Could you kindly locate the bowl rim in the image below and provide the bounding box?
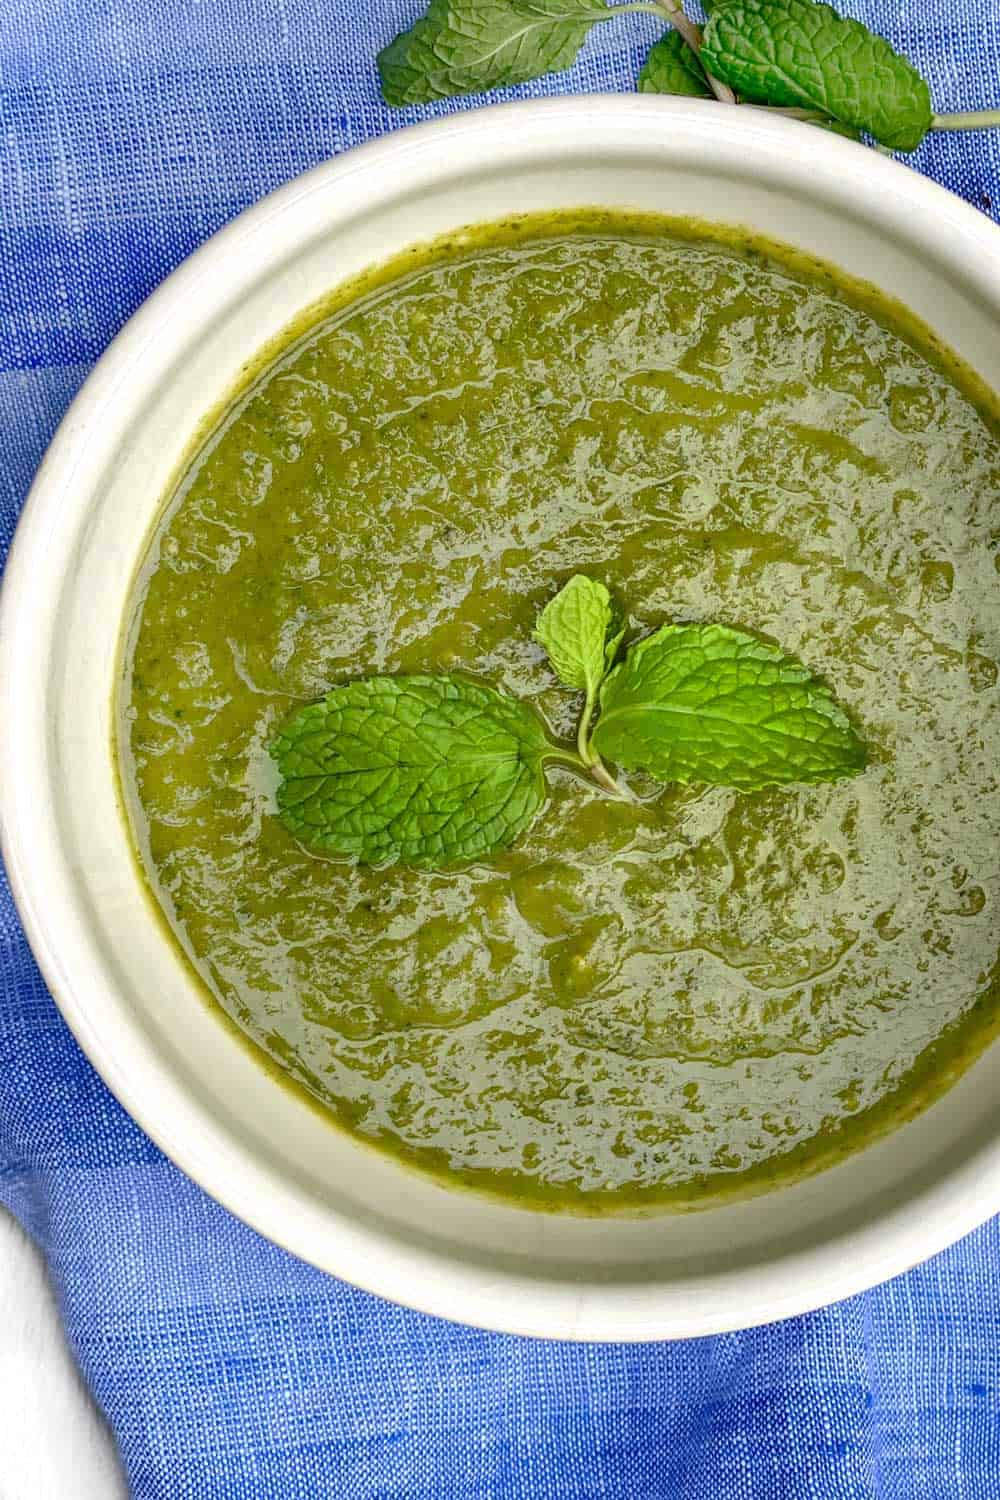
[3,94,1000,1341]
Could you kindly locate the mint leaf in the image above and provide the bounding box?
[273,676,553,866]
[638,32,713,98]
[378,0,614,107]
[534,575,624,700]
[591,623,866,790]
[701,0,932,151]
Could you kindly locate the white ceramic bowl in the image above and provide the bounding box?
[3,97,1000,1341]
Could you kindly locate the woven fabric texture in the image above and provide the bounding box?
[1,2,999,1495]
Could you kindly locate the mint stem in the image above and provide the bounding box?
[589,756,628,797]
[545,741,628,798]
[931,108,1000,133]
[577,692,597,764]
[576,692,630,796]
[625,0,737,106]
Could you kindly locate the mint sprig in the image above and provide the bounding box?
[377,0,1000,154]
[272,578,867,868]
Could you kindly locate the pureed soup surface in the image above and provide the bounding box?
[120,211,1000,1211]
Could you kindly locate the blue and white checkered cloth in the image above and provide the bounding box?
[2,2,999,1494]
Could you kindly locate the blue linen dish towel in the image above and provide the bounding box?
[2,1,1000,1495]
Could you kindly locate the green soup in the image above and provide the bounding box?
[119,210,1000,1211]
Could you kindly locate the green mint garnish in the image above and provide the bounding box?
[638,32,712,99]
[591,621,867,791]
[700,0,933,152]
[533,573,627,790]
[533,572,623,705]
[272,578,867,868]
[377,0,615,108]
[273,675,554,867]
[377,0,1000,152]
